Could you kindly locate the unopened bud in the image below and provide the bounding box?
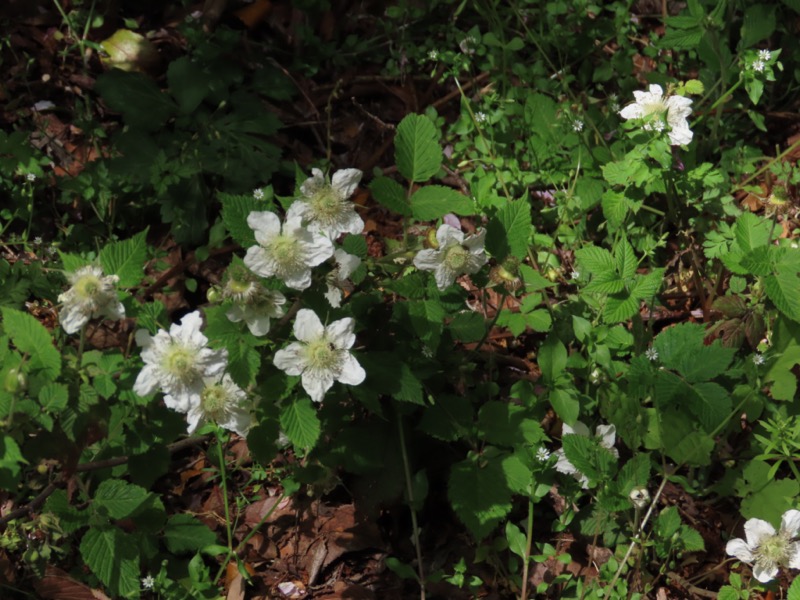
[4,368,27,395]
[424,228,439,250]
[629,486,650,509]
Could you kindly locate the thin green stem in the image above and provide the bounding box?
[212,431,235,585]
[77,325,87,370]
[519,497,535,600]
[396,410,426,600]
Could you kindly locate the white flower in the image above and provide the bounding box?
[221,270,286,336]
[459,36,476,55]
[475,111,488,124]
[619,84,693,146]
[629,487,650,509]
[572,119,584,132]
[253,187,265,200]
[758,49,772,62]
[554,421,618,489]
[58,265,125,334]
[25,173,36,182]
[273,309,365,403]
[141,574,155,590]
[570,269,580,280]
[244,211,334,291]
[287,168,364,239]
[413,225,488,291]
[645,347,659,361]
[133,311,228,412]
[325,249,361,308]
[182,374,251,436]
[726,510,800,583]
[536,447,551,462]
[751,60,766,73]
[428,50,439,61]
[753,353,766,366]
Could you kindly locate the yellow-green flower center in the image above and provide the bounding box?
[164,345,197,383]
[267,235,302,271]
[444,245,470,271]
[304,338,340,372]
[75,274,101,300]
[757,533,790,567]
[226,278,257,303]
[201,384,228,421]
[309,187,344,223]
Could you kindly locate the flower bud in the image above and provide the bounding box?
[206,287,221,304]
[424,228,440,250]
[4,368,27,395]
[629,486,650,509]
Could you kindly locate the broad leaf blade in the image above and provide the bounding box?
[395,114,442,182]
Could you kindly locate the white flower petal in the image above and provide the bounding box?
[725,538,754,563]
[334,249,361,279]
[619,104,644,119]
[782,510,800,537]
[282,269,313,291]
[293,309,325,342]
[787,542,800,569]
[752,562,778,583]
[433,264,458,290]
[435,224,464,248]
[133,364,160,396]
[302,369,334,402]
[274,344,307,376]
[326,318,356,350]
[667,126,693,146]
[246,314,272,336]
[337,353,366,386]
[331,168,363,199]
[413,249,444,271]
[325,285,343,308]
[243,246,276,279]
[744,518,776,548]
[247,211,281,245]
[59,304,89,334]
[303,233,335,266]
[300,169,326,198]
[562,421,590,437]
[596,424,616,449]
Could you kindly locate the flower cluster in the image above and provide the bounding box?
[726,510,800,583]
[618,84,693,146]
[133,311,252,436]
[58,265,125,334]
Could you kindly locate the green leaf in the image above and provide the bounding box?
[280,398,320,450]
[656,506,681,538]
[167,56,209,113]
[615,237,637,279]
[342,234,368,259]
[741,4,776,48]
[603,292,639,323]
[601,191,629,229]
[58,251,92,273]
[449,312,485,343]
[395,114,441,182]
[94,479,150,519]
[766,316,800,400]
[98,230,147,288]
[410,185,474,221]
[418,395,473,441]
[576,246,615,275]
[735,212,771,252]
[549,387,579,425]
[486,200,532,260]
[764,270,800,322]
[39,383,68,412]
[448,455,513,540]
[477,402,544,447]
[43,490,89,534]
[538,336,567,384]
[408,300,445,352]
[94,69,177,131]
[788,576,800,600]
[630,269,665,300]
[505,522,527,560]
[562,435,617,483]
[653,322,735,382]
[369,177,411,216]
[220,192,259,248]
[1,307,60,378]
[80,527,140,597]
[163,514,218,554]
[680,526,705,552]
[0,435,26,490]
[526,309,552,333]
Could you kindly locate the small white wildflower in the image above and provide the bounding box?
[758,49,772,62]
[428,49,439,61]
[570,269,580,280]
[33,236,43,246]
[253,187,265,200]
[726,510,800,583]
[141,574,155,590]
[645,347,659,361]
[475,111,488,124]
[244,211,334,291]
[751,60,766,73]
[589,368,603,384]
[554,421,618,489]
[58,265,125,334]
[413,225,488,291]
[25,173,36,182]
[273,309,366,403]
[133,311,228,413]
[459,36,476,55]
[324,249,361,308]
[629,487,650,509]
[753,353,766,366]
[619,84,693,146]
[287,168,364,239]
[221,268,286,336]
[182,373,252,436]
[572,119,584,132]
[608,93,620,113]
[536,447,551,462]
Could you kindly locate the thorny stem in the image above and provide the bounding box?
[396,410,426,600]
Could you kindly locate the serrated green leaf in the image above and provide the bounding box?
[43,489,89,534]
[408,300,445,352]
[58,251,92,273]
[576,246,615,275]
[395,114,441,182]
[630,269,665,300]
[449,311,485,342]
[1,307,60,378]
[735,212,771,252]
[0,435,26,490]
[739,246,775,276]
[604,292,640,323]
[741,4,775,48]
[220,192,259,248]
[764,271,800,322]
[410,185,474,221]
[418,395,473,441]
[505,522,527,560]
[94,69,177,131]
[94,479,150,519]
[280,398,320,450]
[477,402,544,447]
[602,191,629,229]
[98,230,147,287]
[502,453,533,495]
[525,309,552,333]
[656,506,681,538]
[615,237,637,279]
[167,56,209,113]
[448,455,513,540]
[538,336,567,384]
[163,513,218,554]
[679,526,705,552]
[486,200,532,260]
[788,576,800,600]
[653,322,735,382]
[342,234,368,259]
[549,387,579,425]
[80,527,140,597]
[39,382,68,412]
[369,177,412,216]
